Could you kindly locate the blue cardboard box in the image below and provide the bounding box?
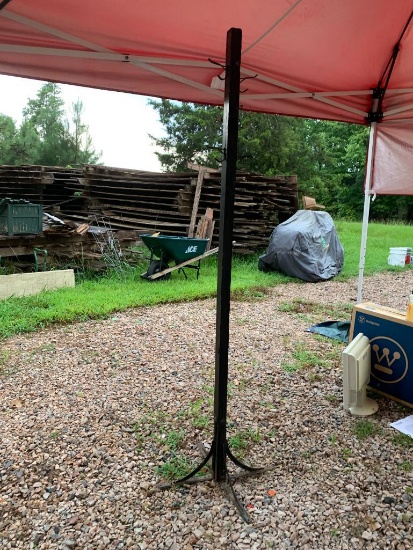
[349,302,413,408]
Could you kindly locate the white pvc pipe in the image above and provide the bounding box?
[357,121,377,303]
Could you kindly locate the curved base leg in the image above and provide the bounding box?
[156,438,273,522]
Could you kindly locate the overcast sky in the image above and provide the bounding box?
[0,75,164,172]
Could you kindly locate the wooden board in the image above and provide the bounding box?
[144,247,219,280]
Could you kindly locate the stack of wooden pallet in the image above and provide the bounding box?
[178,165,298,253]
[0,164,298,254]
[0,165,86,216]
[65,165,193,234]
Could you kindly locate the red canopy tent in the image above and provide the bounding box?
[1,0,413,124]
[2,0,413,517]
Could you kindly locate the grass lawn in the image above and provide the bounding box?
[0,221,411,339]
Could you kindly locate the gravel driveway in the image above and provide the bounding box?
[1,271,413,549]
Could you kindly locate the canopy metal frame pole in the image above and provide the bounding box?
[357,120,377,303]
[158,27,268,523]
[357,92,380,304]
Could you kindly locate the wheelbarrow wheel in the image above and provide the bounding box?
[146,260,171,281]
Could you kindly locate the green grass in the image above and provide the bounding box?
[228,428,261,457]
[282,342,339,372]
[352,419,382,439]
[0,221,411,339]
[187,397,212,428]
[156,455,196,480]
[278,298,353,319]
[334,220,413,279]
[163,430,185,451]
[134,405,210,481]
[398,461,413,472]
[393,433,413,449]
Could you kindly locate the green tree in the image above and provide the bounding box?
[150,100,413,221]
[19,82,100,166]
[237,112,309,177]
[302,120,370,216]
[68,99,100,165]
[12,120,41,164]
[0,114,40,165]
[148,100,223,171]
[326,123,413,222]
[0,114,19,164]
[333,124,369,219]
[149,99,311,175]
[22,82,68,165]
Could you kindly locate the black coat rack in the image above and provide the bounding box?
[159,27,270,523]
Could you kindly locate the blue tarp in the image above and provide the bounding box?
[306,320,350,343]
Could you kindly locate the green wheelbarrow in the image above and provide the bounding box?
[140,234,218,281]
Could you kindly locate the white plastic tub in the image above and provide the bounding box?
[388,247,412,266]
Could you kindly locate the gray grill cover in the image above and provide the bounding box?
[258,210,344,282]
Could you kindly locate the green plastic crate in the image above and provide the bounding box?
[0,199,43,236]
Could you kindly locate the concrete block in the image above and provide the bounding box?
[0,269,75,300]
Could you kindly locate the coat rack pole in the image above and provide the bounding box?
[212,26,242,481]
[157,28,270,523]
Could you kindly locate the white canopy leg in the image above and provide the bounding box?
[357,122,377,304]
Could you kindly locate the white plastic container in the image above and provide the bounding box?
[388,247,412,266]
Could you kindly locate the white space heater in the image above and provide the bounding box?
[342,333,378,416]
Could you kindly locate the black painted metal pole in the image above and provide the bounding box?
[212,28,242,482]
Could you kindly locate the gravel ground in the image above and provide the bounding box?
[1,271,413,549]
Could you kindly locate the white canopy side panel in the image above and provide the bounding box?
[371,120,413,195]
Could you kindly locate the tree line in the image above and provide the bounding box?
[149,100,413,221]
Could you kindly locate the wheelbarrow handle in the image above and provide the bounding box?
[148,247,219,280]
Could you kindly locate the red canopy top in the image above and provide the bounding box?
[1,0,413,124]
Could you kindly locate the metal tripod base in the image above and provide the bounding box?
[157,440,271,523]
